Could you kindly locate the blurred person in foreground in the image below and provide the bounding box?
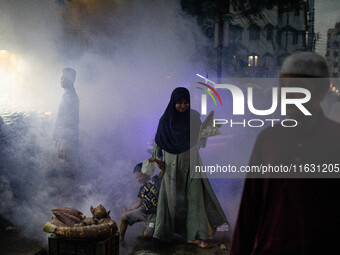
[53,67,79,169]
[230,52,340,255]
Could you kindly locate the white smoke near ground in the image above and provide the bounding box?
[0,0,244,242]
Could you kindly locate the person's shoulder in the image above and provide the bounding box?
[64,89,79,104]
[190,109,202,123]
[139,184,145,191]
[151,175,160,181]
[256,123,284,142]
[325,117,340,128]
[151,175,162,184]
[65,88,78,97]
[138,184,145,194]
[324,117,340,139]
[70,89,79,99]
[190,109,200,117]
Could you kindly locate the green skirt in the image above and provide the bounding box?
[152,143,228,242]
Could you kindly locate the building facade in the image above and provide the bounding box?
[214,1,313,77]
[326,22,340,78]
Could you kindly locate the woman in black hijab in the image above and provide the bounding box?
[152,87,228,248]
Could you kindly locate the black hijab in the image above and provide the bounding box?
[155,87,201,154]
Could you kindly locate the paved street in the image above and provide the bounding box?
[120,231,231,255]
[0,217,45,255]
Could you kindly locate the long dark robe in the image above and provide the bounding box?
[50,87,80,206]
[53,87,79,150]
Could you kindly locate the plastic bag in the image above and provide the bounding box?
[141,160,157,176]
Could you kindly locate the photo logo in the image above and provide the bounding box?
[193,75,312,128]
[196,82,223,107]
[201,84,311,116]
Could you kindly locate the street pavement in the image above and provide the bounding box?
[120,229,231,255]
[0,217,45,255]
[0,216,231,255]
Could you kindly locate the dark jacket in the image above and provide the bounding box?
[231,111,340,255]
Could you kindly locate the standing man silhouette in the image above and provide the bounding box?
[54,67,79,170]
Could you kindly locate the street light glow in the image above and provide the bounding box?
[0,50,27,111]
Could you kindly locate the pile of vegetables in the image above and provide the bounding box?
[43,204,118,239]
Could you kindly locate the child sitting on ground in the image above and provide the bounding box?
[120,158,165,243]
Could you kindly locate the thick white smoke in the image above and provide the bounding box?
[0,0,242,242]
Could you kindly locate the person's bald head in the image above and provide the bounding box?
[280,52,330,94]
[280,52,329,79]
[279,52,330,117]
